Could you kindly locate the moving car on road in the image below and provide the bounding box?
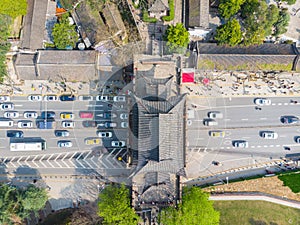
[203,119,218,126]
[97,131,113,138]
[59,95,76,101]
[295,136,300,143]
[78,95,93,101]
[260,131,278,139]
[55,130,70,137]
[208,111,223,119]
[232,140,249,148]
[254,98,271,106]
[111,141,126,147]
[209,130,225,137]
[24,111,38,119]
[44,95,58,101]
[82,121,97,128]
[120,113,128,120]
[98,113,117,119]
[7,130,23,138]
[4,111,19,118]
[27,95,42,101]
[96,95,113,101]
[280,116,299,124]
[60,112,74,119]
[0,103,14,110]
[18,120,33,128]
[102,122,117,128]
[113,96,126,102]
[62,121,75,128]
[121,122,128,128]
[57,140,72,148]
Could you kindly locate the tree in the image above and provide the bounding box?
[22,185,48,213]
[52,13,78,49]
[164,23,189,53]
[274,8,290,36]
[219,0,245,20]
[98,184,139,225]
[159,187,220,225]
[0,0,27,18]
[215,19,242,46]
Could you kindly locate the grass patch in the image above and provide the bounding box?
[278,172,300,193]
[214,200,300,225]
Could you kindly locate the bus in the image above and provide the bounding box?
[10,138,46,151]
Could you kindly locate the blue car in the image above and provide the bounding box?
[60,95,76,101]
[41,111,56,119]
[7,130,23,138]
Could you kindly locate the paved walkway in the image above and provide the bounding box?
[210,192,300,209]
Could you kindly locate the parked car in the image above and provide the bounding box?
[203,119,218,126]
[60,112,74,119]
[254,98,271,106]
[82,121,97,128]
[209,130,225,137]
[105,122,117,128]
[295,136,300,143]
[18,120,33,128]
[96,95,113,101]
[280,116,299,124]
[0,103,14,110]
[59,95,76,101]
[41,111,56,119]
[44,95,58,101]
[0,96,10,102]
[55,130,70,137]
[79,111,94,118]
[111,141,126,147]
[120,113,128,120]
[78,95,93,101]
[27,95,42,101]
[97,131,113,138]
[3,111,19,118]
[232,140,249,148]
[98,113,117,119]
[121,122,128,128]
[24,111,38,119]
[113,96,126,102]
[85,138,102,145]
[208,111,223,119]
[62,121,75,128]
[7,130,23,138]
[261,131,278,139]
[57,140,73,148]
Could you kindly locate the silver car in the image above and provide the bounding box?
[28,95,42,101]
[57,140,72,148]
[4,111,19,118]
[62,121,75,128]
[0,103,14,110]
[24,111,38,118]
[44,95,58,101]
[18,120,33,128]
[111,141,126,147]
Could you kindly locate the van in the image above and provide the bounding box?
[203,119,218,126]
[0,118,14,128]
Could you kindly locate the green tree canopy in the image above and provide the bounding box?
[159,187,220,225]
[219,0,245,20]
[98,184,139,225]
[164,23,189,53]
[0,0,27,18]
[22,185,48,213]
[215,19,242,46]
[274,8,290,36]
[52,13,78,49]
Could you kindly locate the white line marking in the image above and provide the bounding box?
[84,151,92,160]
[15,104,23,107]
[226,147,230,149]
[241,118,249,121]
[251,146,255,148]
[270,145,274,147]
[224,119,231,121]
[278,103,282,105]
[39,155,47,168]
[260,118,267,120]
[276,145,280,147]
[257,146,261,148]
[272,103,276,105]
[76,152,84,160]
[263,145,268,148]
[284,103,288,105]
[220,147,224,149]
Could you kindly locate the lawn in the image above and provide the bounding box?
[214,200,300,225]
[278,172,300,193]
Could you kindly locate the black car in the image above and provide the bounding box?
[82,121,97,128]
[60,95,76,101]
[41,111,56,119]
[280,116,299,124]
[7,130,23,138]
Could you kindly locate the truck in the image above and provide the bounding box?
[10,138,46,151]
[37,119,55,129]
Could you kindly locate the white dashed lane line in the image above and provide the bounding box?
[260,118,267,120]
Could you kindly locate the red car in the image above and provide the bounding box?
[79,111,94,118]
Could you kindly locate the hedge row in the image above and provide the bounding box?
[162,0,174,21]
[142,10,157,23]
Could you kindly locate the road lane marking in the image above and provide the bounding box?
[251,146,255,148]
[15,104,23,107]
[263,145,268,148]
[226,147,230,149]
[241,137,250,139]
[270,145,274,147]
[224,119,231,121]
[276,145,280,147]
[278,103,282,105]
[220,147,224,149]
[284,103,288,105]
[260,118,267,120]
[272,103,276,105]
[241,118,249,121]
[257,146,261,148]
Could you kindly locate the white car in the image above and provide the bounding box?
[18,121,33,128]
[261,131,278,139]
[57,140,73,148]
[0,96,10,102]
[44,95,58,101]
[78,95,93,101]
[96,95,113,101]
[121,122,128,128]
[111,141,126,147]
[4,111,19,118]
[254,98,271,106]
[24,111,38,119]
[97,131,113,138]
[28,95,42,101]
[233,140,249,148]
[113,96,126,102]
[62,121,75,128]
[0,103,14,110]
[120,113,128,120]
[208,111,223,119]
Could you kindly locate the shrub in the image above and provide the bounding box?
[162,0,174,21]
[142,10,157,23]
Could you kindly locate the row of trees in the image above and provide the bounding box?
[0,184,48,224]
[98,184,220,225]
[216,0,290,46]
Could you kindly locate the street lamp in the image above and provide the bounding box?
[226,177,229,185]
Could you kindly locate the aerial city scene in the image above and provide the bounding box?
[1,0,300,224]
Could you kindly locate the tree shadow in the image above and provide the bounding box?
[249,218,277,225]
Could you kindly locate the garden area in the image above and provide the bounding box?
[278,172,300,193]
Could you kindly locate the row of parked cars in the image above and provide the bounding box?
[26,94,126,102]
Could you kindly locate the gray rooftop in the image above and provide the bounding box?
[149,0,169,13]
[188,0,209,28]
